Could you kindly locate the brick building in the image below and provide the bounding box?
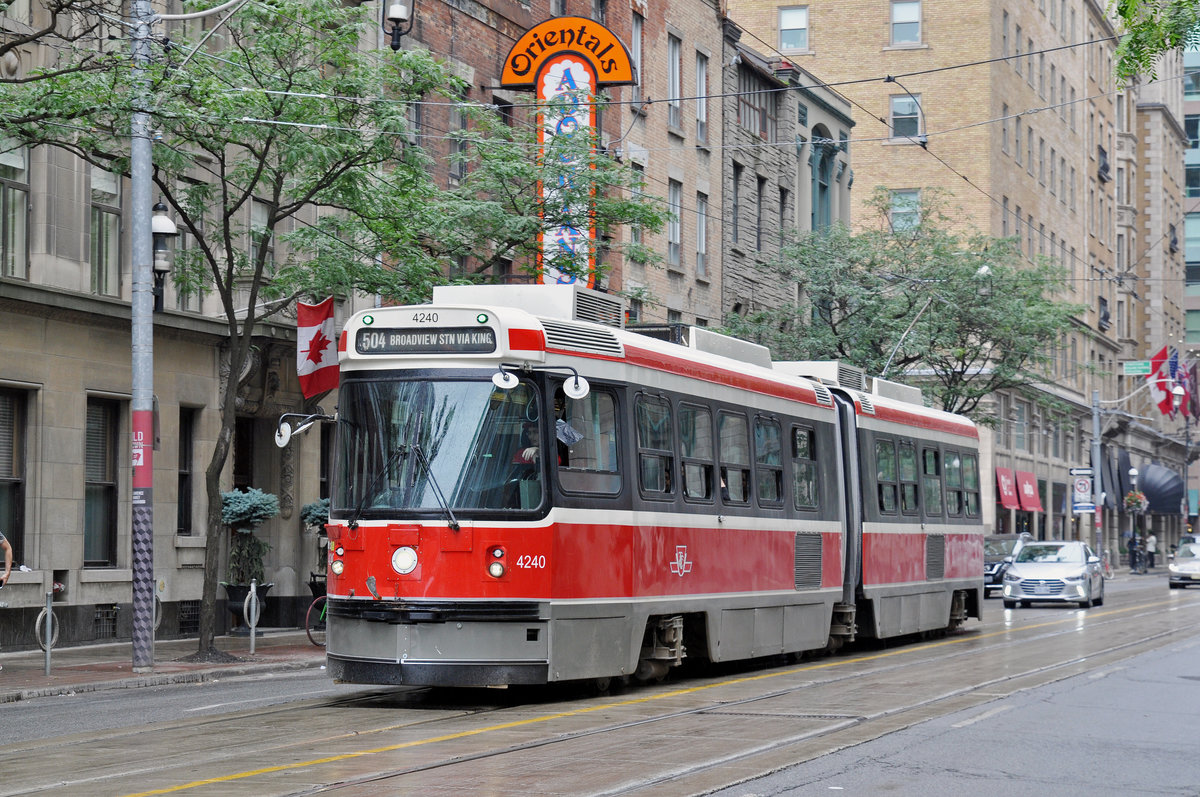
[725,0,1188,552]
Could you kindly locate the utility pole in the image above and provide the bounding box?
[1091,390,1103,559]
[129,0,156,672]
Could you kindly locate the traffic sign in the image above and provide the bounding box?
[1122,360,1152,376]
[1068,467,1092,476]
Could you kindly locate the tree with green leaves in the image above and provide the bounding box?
[1112,0,1200,84]
[722,189,1085,420]
[0,0,666,657]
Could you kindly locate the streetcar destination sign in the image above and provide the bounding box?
[356,327,497,355]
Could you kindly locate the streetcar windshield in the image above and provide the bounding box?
[334,377,544,516]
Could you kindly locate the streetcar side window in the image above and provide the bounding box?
[944,449,963,516]
[898,442,919,514]
[922,447,944,516]
[636,394,675,496]
[679,403,715,501]
[718,411,750,503]
[557,387,621,495]
[792,425,819,510]
[962,452,981,517]
[755,417,784,506]
[876,439,898,513]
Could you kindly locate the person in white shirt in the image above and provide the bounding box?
[1145,533,1158,569]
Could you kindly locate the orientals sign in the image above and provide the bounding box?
[500,17,635,287]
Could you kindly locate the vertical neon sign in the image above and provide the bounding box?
[539,56,595,285]
[500,17,636,288]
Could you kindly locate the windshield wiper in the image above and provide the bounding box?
[409,443,460,531]
[347,445,410,530]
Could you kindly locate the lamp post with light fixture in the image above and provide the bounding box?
[382,1,415,51]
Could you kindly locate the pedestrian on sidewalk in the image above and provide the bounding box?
[1146,533,1157,569]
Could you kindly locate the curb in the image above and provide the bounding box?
[2,657,325,704]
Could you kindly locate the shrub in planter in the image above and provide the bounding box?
[221,487,279,586]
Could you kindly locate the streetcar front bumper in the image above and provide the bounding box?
[324,598,551,687]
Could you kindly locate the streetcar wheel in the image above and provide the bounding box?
[305,596,327,648]
[1003,600,1017,609]
[592,676,612,694]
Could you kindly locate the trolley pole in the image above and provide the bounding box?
[1091,390,1103,557]
[130,0,157,673]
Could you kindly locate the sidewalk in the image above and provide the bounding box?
[0,629,326,704]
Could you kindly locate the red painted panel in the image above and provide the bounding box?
[869,404,979,439]
[508,327,546,352]
[327,521,846,601]
[995,468,1020,509]
[862,532,926,584]
[944,532,984,579]
[623,344,825,409]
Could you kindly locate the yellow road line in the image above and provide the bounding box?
[123,596,1198,796]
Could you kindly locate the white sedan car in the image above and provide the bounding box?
[1002,541,1105,609]
[1168,543,1200,589]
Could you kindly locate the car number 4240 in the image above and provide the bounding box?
[515,554,546,569]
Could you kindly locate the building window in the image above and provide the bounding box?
[0,390,25,565]
[732,162,743,246]
[755,176,767,252]
[1013,400,1028,452]
[85,398,119,567]
[177,407,196,535]
[1015,121,1022,163]
[812,143,833,230]
[1001,104,1009,152]
[695,52,708,144]
[889,94,921,140]
[696,192,708,278]
[550,0,565,14]
[738,68,778,141]
[1,0,30,22]
[449,104,469,181]
[590,0,606,23]
[1187,66,1200,99]
[1188,114,1200,149]
[1188,165,1200,198]
[1015,26,1022,74]
[250,198,274,268]
[0,141,28,279]
[667,179,682,268]
[631,13,643,104]
[90,167,122,296]
[779,186,789,247]
[780,6,808,50]
[174,203,203,312]
[667,35,682,129]
[891,0,920,45]
[890,189,920,231]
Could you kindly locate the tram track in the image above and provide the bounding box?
[7,591,1198,797]
[291,600,1198,796]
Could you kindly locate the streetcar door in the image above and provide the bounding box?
[831,393,862,605]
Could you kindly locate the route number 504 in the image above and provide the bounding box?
[515,554,546,569]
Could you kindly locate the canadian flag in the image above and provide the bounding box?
[1147,345,1174,417]
[297,297,338,398]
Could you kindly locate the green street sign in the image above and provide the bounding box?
[1122,360,1152,376]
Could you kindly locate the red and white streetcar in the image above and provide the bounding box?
[292,285,983,688]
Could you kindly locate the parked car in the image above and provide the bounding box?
[983,533,1031,597]
[1168,543,1200,589]
[1001,540,1105,609]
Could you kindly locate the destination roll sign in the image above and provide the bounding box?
[357,326,497,355]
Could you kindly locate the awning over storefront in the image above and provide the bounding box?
[996,467,1019,509]
[1014,470,1044,512]
[1138,463,1186,515]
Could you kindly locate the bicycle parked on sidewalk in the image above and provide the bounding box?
[305,595,327,647]
[1101,549,1114,579]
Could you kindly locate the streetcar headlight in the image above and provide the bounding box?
[330,559,345,575]
[488,561,505,578]
[391,545,418,575]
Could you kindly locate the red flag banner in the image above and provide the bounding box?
[1147,345,1174,417]
[297,297,338,398]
